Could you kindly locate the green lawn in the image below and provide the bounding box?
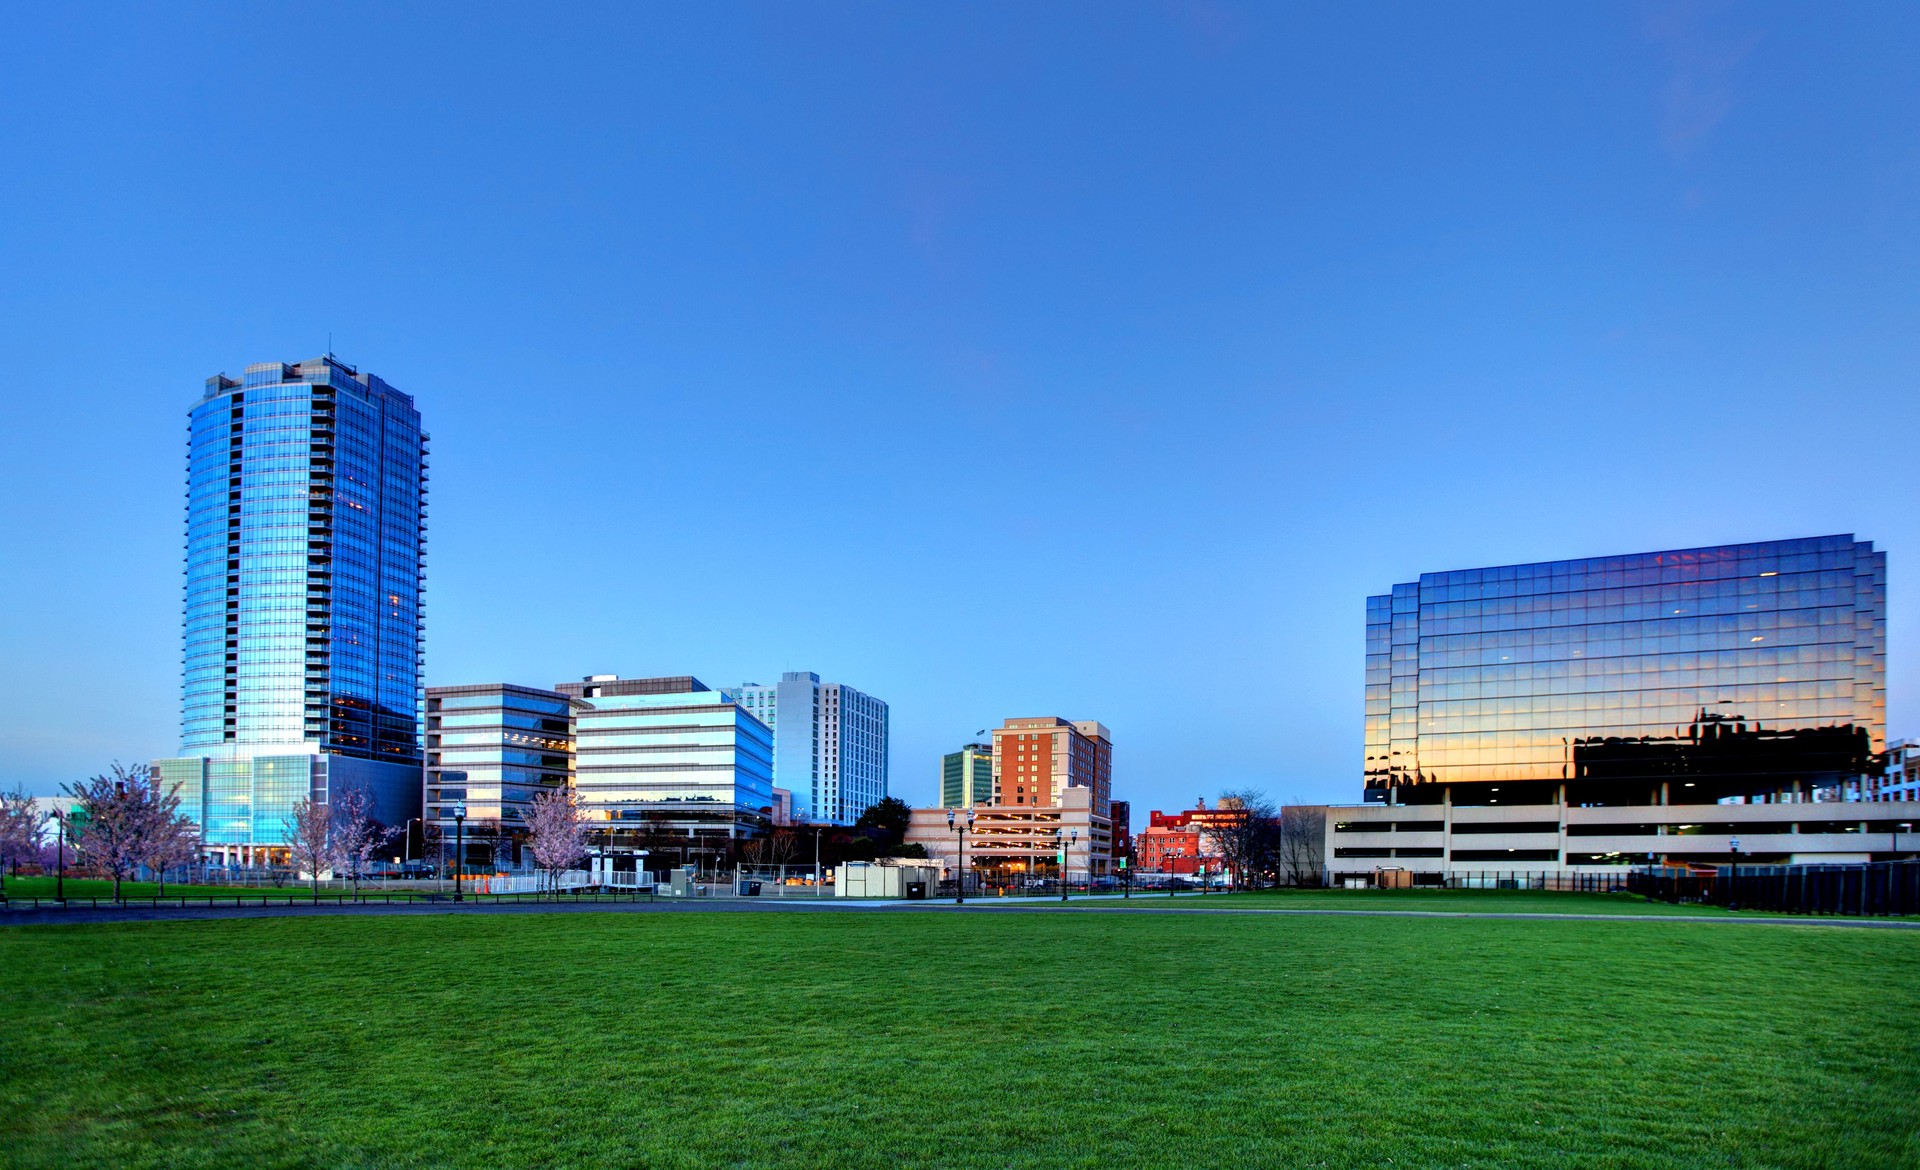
[1,877,400,901]
[2,910,1914,1169]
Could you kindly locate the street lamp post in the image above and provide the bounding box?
[1057,827,1077,903]
[947,807,976,904]
[813,825,823,892]
[1895,822,1912,860]
[52,808,66,904]
[1727,836,1740,911]
[452,801,466,903]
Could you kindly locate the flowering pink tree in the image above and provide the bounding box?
[63,763,154,903]
[285,797,332,900]
[327,784,398,900]
[137,781,201,897]
[523,788,589,898]
[0,785,44,898]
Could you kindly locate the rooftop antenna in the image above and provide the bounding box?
[327,331,333,360]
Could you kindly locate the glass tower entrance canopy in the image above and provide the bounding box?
[1364,536,1885,804]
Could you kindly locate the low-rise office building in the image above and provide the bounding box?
[557,675,776,850]
[1329,536,1893,875]
[423,683,580,859]
[1871,739,1918,803]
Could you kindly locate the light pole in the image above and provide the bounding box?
[1727,835,1740,911]
[813,825,823,892]
[1056,827,1077,902]
[52,808,66,904]
[947,807,976,904]
[452,801,466,902]
[1896,822,1912,860]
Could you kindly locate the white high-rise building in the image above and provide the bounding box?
[725,672,889,825]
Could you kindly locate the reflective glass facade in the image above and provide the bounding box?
[160,357,428,849]
[941,743,993,808]
[559,676,775,838]
[424,684,578,833]
[1365,536,1885,803]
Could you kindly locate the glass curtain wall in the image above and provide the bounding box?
[1364,536,1884,804]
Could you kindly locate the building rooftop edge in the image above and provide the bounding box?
[1369,534,1871,593]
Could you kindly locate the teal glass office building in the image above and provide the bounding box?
[1366,535,1885,805]
[155,357,427,861]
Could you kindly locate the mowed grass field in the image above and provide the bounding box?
[2,909,1915,1170]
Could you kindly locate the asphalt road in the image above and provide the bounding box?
[5,896,1917,929]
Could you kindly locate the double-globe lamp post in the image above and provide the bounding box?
[946,807,976,904]
[1055,827,1077,902]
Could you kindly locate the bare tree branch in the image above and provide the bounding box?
[1215,788,1281,889]
[328,785,398,900]
[1278,799,1327,888]
[285,797,332,901]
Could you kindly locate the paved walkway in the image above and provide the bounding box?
[4,896,1916,929]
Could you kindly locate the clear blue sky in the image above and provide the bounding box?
[2,3,1915,813]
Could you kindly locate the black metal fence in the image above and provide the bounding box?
[1629,860,1920,917]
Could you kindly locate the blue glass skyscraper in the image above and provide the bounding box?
[155,356,427,863]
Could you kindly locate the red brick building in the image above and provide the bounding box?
[1133,800,1248,873]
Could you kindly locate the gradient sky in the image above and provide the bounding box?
[2,2,1915,814]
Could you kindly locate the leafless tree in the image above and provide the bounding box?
[419,818,443,868]
[742,835,769,869]
[1278,800,1327,887]
[522,787,588,898]
[328,784,397,900]
[770,825,799,869]
[0,785,44,896]
[1215,788,1281,889]
[285,796,333,900]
